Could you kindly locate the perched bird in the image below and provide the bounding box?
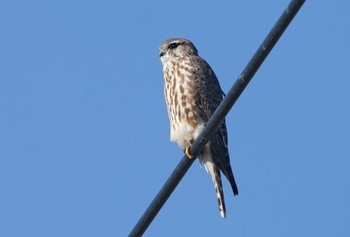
[159,38,238,218]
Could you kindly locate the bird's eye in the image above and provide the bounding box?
[168,42,179,49]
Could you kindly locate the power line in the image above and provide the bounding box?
[129,0,305,236]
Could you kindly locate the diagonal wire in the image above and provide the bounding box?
[129,0,305,236]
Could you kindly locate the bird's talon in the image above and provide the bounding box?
[185,146,194,159]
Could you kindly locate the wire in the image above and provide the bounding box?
[129,0,305,236]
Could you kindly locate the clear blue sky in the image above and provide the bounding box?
[1,1,349,236]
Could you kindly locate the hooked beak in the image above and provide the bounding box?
[159,51,165,58]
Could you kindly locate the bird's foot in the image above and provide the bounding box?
[184,146,194,159]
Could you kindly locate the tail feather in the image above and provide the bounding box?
[213,167,226,218]
[204,160,227,218]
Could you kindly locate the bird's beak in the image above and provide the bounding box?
[159,51,165,58]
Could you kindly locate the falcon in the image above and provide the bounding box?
[159,38,238,218]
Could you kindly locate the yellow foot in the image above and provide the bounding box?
[184,146,194,159]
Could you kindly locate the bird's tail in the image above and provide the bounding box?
[204,160,227,218]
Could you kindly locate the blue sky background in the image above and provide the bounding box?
[1,1,349,236]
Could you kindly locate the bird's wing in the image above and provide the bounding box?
[190,56,238,195]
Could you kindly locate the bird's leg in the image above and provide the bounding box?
[184,139,194,159]
[184,146,194,159]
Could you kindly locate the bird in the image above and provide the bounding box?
[159,38,238,218]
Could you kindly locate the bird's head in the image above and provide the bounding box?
[159,38,198,64]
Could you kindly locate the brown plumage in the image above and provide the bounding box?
[159,38,238,218]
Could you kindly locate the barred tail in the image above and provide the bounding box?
[204,160,227,218]
[213,166,226,218]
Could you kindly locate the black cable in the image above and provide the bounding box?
[129,0,305,236]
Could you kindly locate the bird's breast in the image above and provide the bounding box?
[163,62,204,147]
